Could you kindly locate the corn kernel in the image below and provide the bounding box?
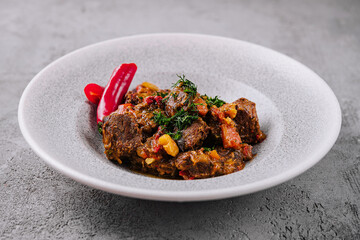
[145,158,155,165]
[158,134,179,157]
[224,117,233,125]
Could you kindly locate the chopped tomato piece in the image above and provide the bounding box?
[221,124,242,149]
[194,97,208,116]
[211,106,225,121]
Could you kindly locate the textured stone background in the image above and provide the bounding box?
[1,0,360,239]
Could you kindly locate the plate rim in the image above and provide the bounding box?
[18,33,342,202]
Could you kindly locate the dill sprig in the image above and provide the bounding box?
[203,146,215,152]
[202,95,226,108]
[173,74,197,99]
[152,109,198,139]
[168,130,182,140]
[154,91,168,98]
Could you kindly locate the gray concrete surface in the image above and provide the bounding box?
[1,0,360,239]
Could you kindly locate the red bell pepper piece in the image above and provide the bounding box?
[179,170,195,180]
[84,83,104,105]
[144,95,163,105]
[97,63,137,123]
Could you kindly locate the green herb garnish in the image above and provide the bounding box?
[168,130,182,140]
[153,111,172,127]
[97,122,103,135]
[155,91,168,98]
[162,92,178,103]
[203,95,226,108]
[172,109,199,131]
[153,109,198,140]
[173,74,197,99]
[203,146,215,152]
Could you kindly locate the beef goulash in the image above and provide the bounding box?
[100,75,266,180]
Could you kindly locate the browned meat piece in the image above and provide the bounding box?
[135,133,166,161]
[124,90,142,105]
[178,118,210,151]
[125,89,171,106]
[165,87,192,117]
[131,133,177,177]
[102,111,145,163]
[128,155,177,178]
[174,146,252,179]
[203,107,223,145]
[233,98,266,144]
[133,102,159,135]
[145,158,177,177]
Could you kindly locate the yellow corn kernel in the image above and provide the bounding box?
[208,150,220,160]
[142,82,159,91]
[158,134,179,157]
[145,158,155,165]
[224,117,233,125]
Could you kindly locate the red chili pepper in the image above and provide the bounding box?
[97,63,137,123]
[84,83,104,105]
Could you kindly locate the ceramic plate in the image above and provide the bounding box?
[18,33,341,201]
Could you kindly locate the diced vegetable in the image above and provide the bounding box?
[220,124,242,149]
[141,82,159,91]
[158,134,179,157]
[194,97,208,116]
[208,150,220,160]
[221,103,237,119]
[145,158,156,165]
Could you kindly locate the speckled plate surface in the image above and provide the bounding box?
[18,33,341,202]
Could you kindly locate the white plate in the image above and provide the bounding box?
[18,33,341,202]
